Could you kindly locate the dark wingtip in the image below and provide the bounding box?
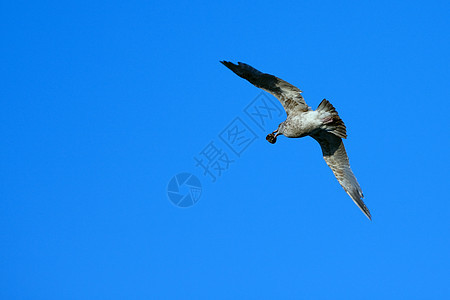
[364,208,372,221]
[355,193,372,221]
[220,60,236,70]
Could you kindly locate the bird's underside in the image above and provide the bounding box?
[221,60,371,220]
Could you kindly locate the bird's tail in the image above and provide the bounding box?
[317,99,347,139]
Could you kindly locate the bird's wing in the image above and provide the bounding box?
[221,61,309,115]
[310,131,371,220]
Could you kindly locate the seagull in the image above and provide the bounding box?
[221,61,371,220]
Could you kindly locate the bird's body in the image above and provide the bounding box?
[282,110,329,138]
[221,61,371,220]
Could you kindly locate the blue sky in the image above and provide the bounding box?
[1,0,450,298]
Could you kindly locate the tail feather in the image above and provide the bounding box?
[317,99,347,139]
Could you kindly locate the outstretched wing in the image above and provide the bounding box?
[310,131,371,220]
[221,61,309,115]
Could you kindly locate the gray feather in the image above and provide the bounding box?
[311,131,371,220]
[221,61,309,115]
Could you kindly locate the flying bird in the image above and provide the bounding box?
[221,61,371,220]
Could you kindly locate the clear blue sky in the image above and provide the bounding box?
[1,0,450,299]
